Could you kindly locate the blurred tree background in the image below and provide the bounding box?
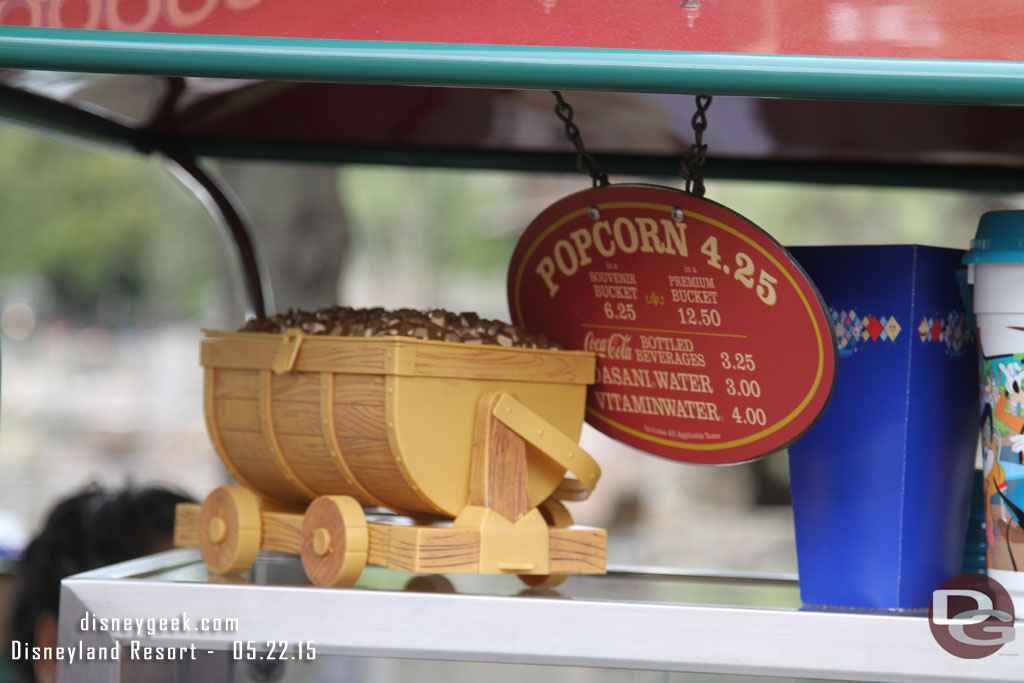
[0,126,221,328]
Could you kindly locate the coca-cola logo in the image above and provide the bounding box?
[583,331,633,361]
[0,0,263,31]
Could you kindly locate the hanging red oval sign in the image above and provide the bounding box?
[508,184,837,464]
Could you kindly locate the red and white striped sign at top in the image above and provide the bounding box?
[508,184,836,464]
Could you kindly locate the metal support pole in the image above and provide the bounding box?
[159,147,271,320]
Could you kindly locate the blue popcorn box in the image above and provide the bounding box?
[786,245,979,611]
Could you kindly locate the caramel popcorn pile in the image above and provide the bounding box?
[240,306,563,350]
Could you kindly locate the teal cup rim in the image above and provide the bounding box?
[964,210,1024,264]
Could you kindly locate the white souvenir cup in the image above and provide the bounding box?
[964,210,1024,602]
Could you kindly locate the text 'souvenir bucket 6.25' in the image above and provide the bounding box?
[508,184,837,465]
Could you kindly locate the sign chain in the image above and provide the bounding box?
[680,95,713,197]
[551,91,609,188]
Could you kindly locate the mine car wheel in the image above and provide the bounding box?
[518,573,568,588]
[198,486,261,575]
[301,495,368,587]
[403,574,457,593]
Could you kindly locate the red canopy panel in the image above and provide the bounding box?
[2,0,1024,62]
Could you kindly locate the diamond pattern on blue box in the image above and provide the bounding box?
[915,310,973,355]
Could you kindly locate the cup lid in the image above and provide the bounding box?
[964,210,1024,263]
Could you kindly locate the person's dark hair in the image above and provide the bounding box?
[8,485,193,681]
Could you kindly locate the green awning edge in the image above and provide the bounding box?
[3,26,1024,103]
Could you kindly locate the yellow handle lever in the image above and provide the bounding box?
[491,393,601,499]
[272,328,305,374]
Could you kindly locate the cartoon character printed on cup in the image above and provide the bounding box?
[994,361,1024,450]
[981,357,1024,570]
[981,403,1008,562]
